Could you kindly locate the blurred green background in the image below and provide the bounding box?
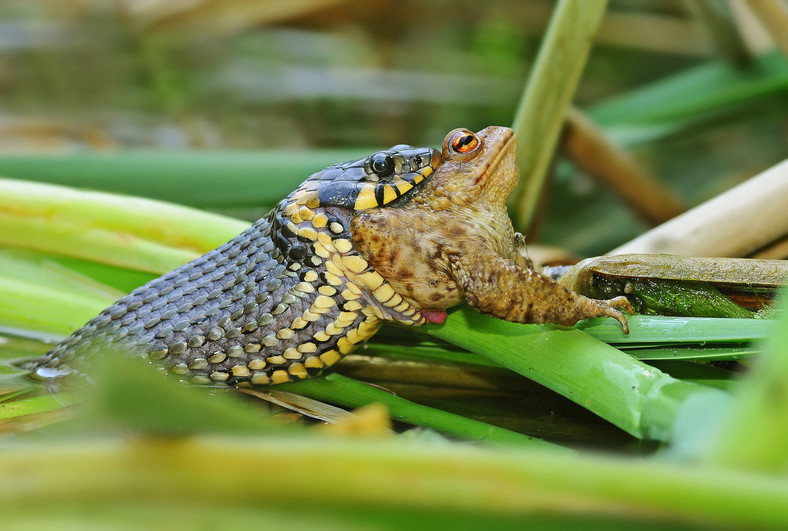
[1,0,785,255]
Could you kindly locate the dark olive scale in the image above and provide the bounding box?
[28,144,441,386]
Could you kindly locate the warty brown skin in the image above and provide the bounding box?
[352,126,633,332]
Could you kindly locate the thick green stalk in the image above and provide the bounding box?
[0,436,786,528]
[421,307,728,441]
[510,0,608,230]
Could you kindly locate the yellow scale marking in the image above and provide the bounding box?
[384,293,404,307]
[325,323,344,335]
[283,348,302,360]
[288,363,307,379]
[251,373,270,385]
[312,213,328,228]
[343,300,363,311]
[294,282,315,293]
[232,365,250,377]
[335,311,358,326]
[276,328,295,340]
[324,259,343,277]
[271,370,290,384]
[297,342,317,353]
[319,350,341,366]
[248,359,266,370]
[324,272,343,286]
[298,206,314,220]
[298,227,318,241]
[395,181,413,195]
[340,289,360,301]
[301,310,322,322]
[317,232,336,251]
[318,285,336,296]
[313,242,330,259]
[382,184,397,203]
[373,284,396,302]
[345,282,362,295]
[305,195,320,209]
[313,295,336,309]
[356,271,383,290]
[354,185,377,211]
[333,238,353,253]
[305,356,324,369]
[313,331,331,342]
[336,337,353,354]
[341,255,367,273]
[290,317,308,330]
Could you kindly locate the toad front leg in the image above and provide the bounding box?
[449,250,632,333]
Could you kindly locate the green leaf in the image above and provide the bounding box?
[589,51,788,144]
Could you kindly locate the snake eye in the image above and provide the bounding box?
[369,152,394,177]
[449,129,480,154]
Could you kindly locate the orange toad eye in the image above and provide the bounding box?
[449,129,480,154]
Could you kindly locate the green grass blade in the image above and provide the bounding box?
[705,297,788,471]
[0,150,370,209]
[280,373,554,448]
[0,250,114,335]
[421,307,729,441]
[0,178,247,273]
[577,315,771,344]
[511,0,608,229]
[626,346,758,361]
[40,253,157,294]
[0,393,74,419]
[589,51,788,144]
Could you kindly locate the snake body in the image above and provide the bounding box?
[30,144,441,386]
